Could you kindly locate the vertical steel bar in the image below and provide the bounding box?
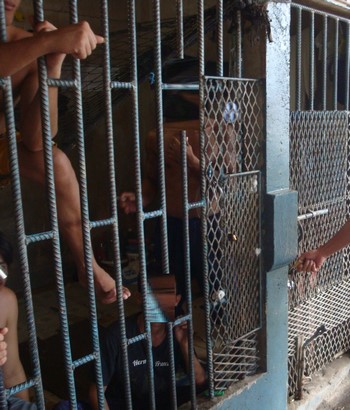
[333,19,339,109]
[0,0,44,407]
[0,369,7,410]
[146,12,173,402]
[345,22,350,110]
[322,15,327,110]
[167,322,178,410]
[198,0,214,398]
[152,0,169,278]
[176,0,184,59]
[99,0,132,408]
[309,11,315,111]
[217,0,224,76]
[257,172,263,329]
[180,131,197,408]
[124,0,155,407]
[296,7,302,111]
[237,11,242,78]
[32,0,77,406]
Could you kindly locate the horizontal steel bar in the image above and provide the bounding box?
[297,208,328,221]
[227,170,261,178]
[128,332,147,345]
[6,378,37,397]
[47,79,77,88]
[188,200,205,210]
[143,209,163,220]
[213,365,257,372]
[173,314,191,326]
[72,354,96,369]
[110,81,134,90]
[214,349,258,358]
[162,83,199,91]
[26,231,55,244]
[291,2,349,23]
[90,217,115,229]
[204,75,261,82]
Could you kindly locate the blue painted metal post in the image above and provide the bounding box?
[211,3,295,409]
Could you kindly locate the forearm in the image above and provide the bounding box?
[179,343,206,386]
[89,384,108,410]
[0,34,53,77]
[319,219,350,258]
[188,156,201,178]
[20,66,62,145]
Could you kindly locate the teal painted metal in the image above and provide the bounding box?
[265,190,298,272]
[215,268,289,410]
[215,2,292,409]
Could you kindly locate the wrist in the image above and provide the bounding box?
[35,30,55,55]
[188,156,200,171]
[318,244,332,259]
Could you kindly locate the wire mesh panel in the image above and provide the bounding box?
[288,111,349,399]
[204,77,263,390]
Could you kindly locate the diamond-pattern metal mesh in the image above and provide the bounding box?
[288,111,350,399]
[204,78,264,390]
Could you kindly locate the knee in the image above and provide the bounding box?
[52,147,76,182]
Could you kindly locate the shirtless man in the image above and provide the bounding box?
[119,82,236,302]
[0,231,36,409]
[119,112,204,299]
[0,0,130,303]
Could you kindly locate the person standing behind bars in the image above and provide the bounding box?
[0,0,130,303]
[119,58,236,303]
[0,231,37,409]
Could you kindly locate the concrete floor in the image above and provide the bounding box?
[289,353,350,410]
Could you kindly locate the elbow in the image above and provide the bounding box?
[195,374,207,387]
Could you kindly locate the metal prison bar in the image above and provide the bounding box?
[57,0,239,149]
[0,1,264,409]
[289,2,350,400]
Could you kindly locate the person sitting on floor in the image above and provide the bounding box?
[0,230,37,409]
[88,273,207,410]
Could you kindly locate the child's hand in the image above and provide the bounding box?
[32,19,66,70]
[0,327,8,367]
[295,249,326,273]
[174,321,189,346]
[118,192,137,214]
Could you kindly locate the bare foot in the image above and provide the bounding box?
[79,264,131,304]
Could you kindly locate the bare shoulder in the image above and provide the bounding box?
[0,286,17,325]
[0,286,17,306]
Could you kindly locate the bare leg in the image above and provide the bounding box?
[17,143,130,303]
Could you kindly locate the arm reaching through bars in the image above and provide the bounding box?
[0,1,130,304]
[297,219,350,274]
